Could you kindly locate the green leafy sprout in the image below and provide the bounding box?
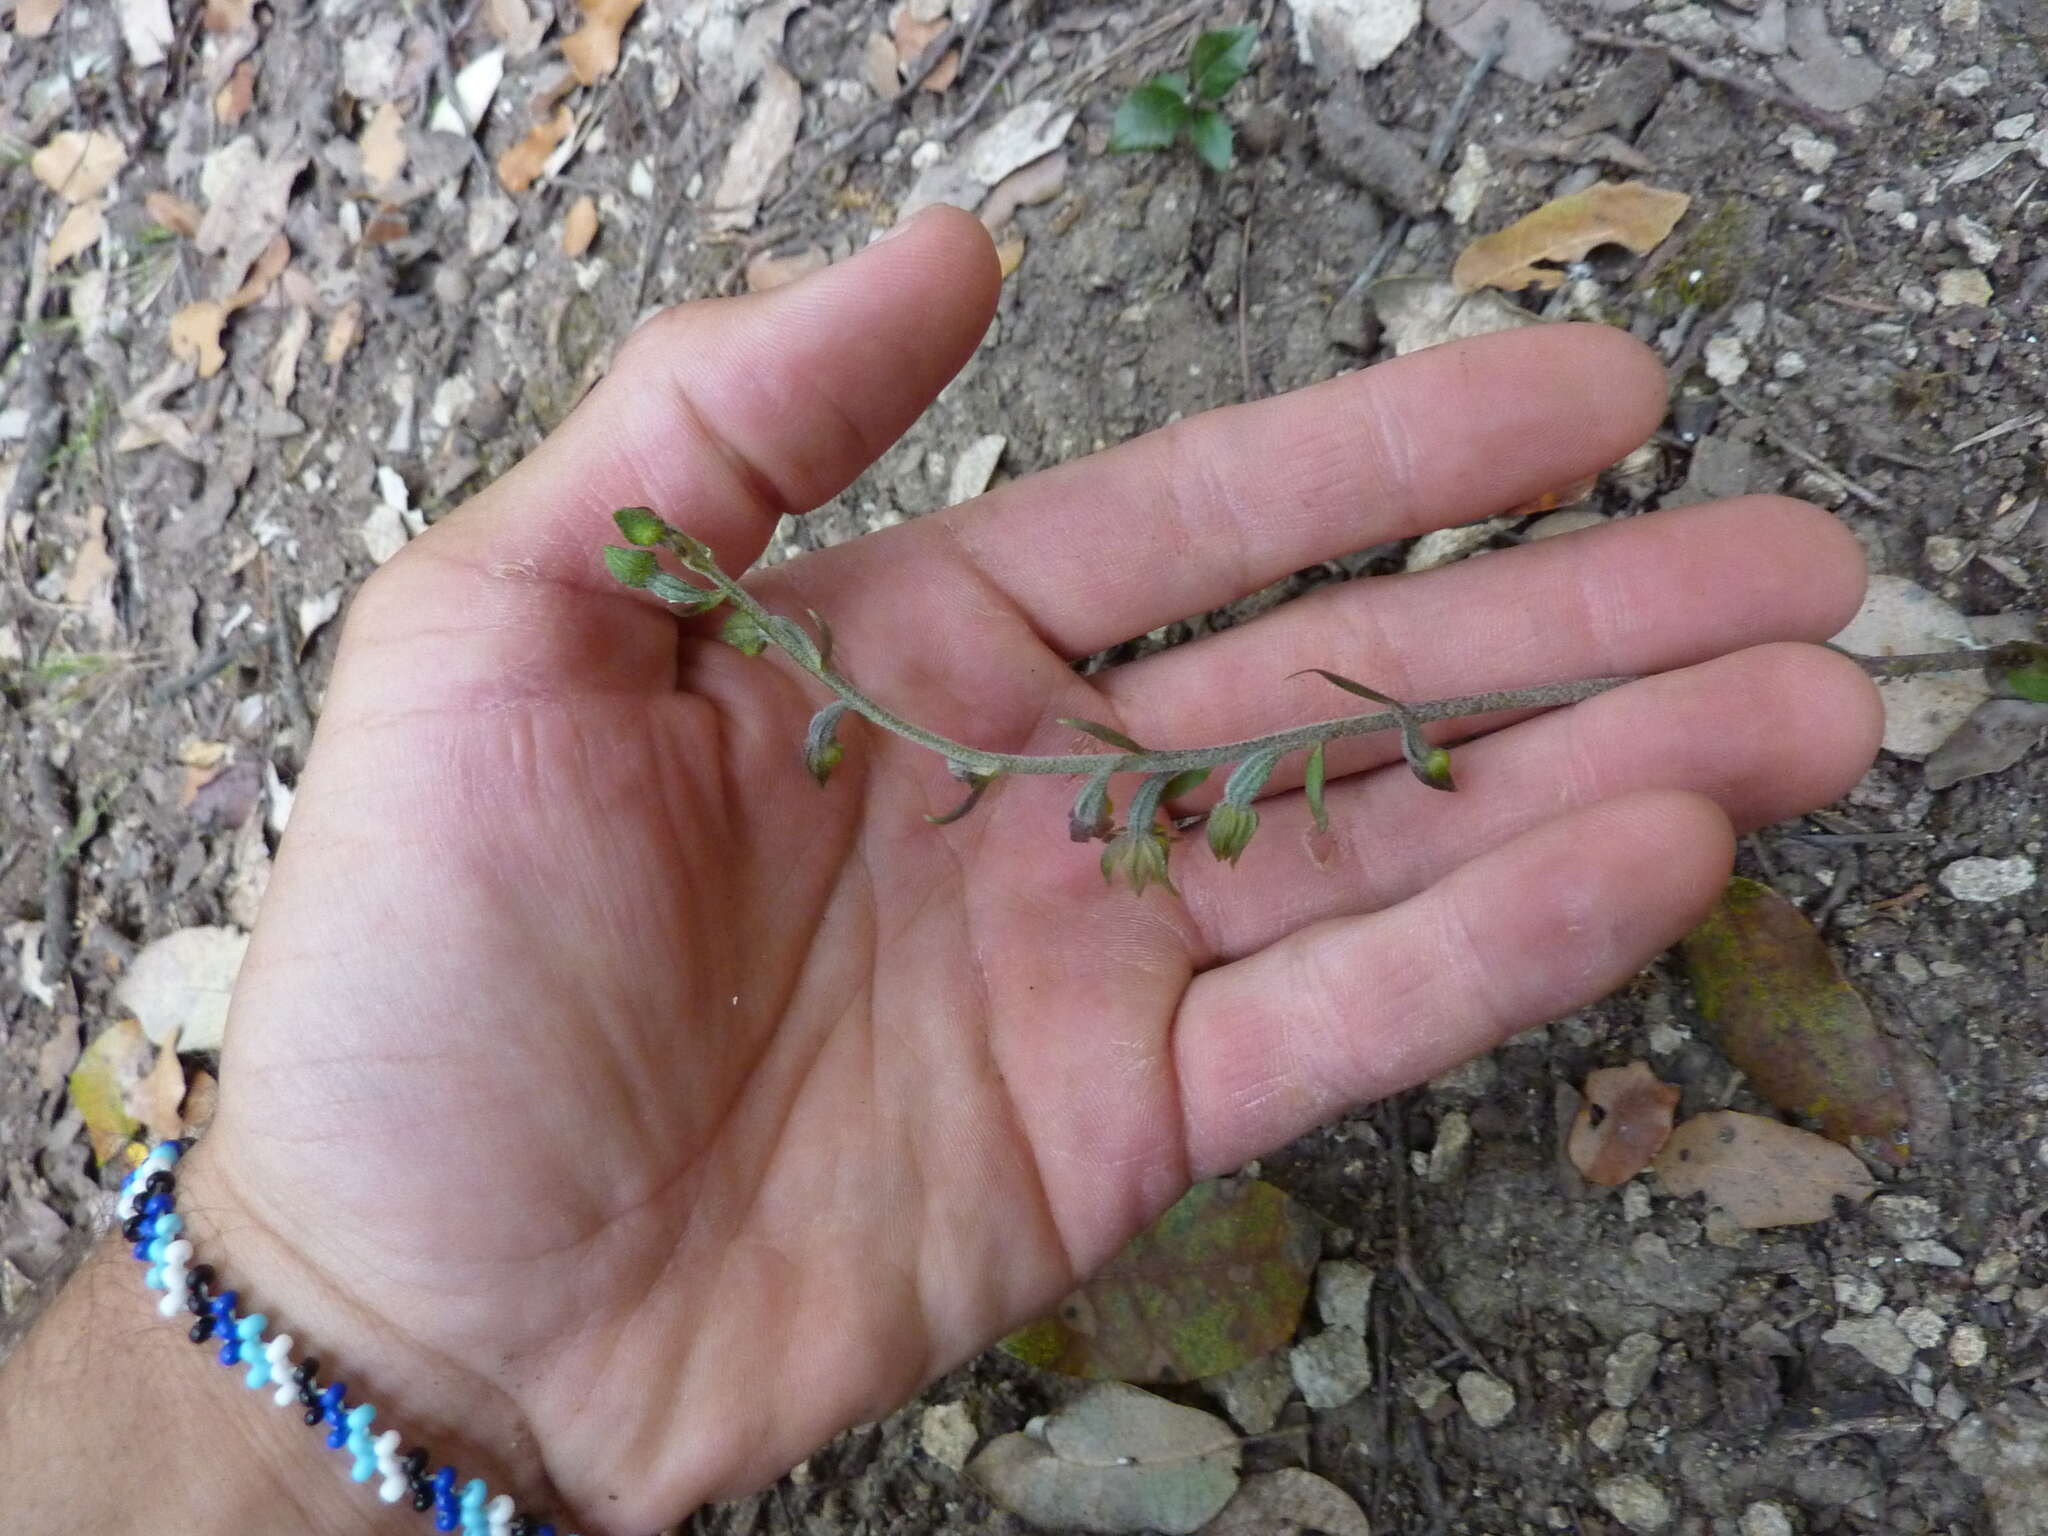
[599,510,2036,895]
[1109,25,1257,173]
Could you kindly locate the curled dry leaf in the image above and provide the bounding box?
[32,129,128,202]
[359,101,409,190]
[967,1383,1241,1536]
[1567,1062,1681,1186]
[144,189,202,237]
[1680,877,1910,1163]
[1925,699,2048,791]
[132,1026,187,1145]
[561,194,600,257]
[181,1069,220,1136]
[214,58,257,124]
[561,0,643,85]
[711,63,804,230]
[1452,179,1690,293]
[1203,1468,1373,1536]
[998,1177,1318,1385]
[891,5,959,90]
[1654,1110,1876,1229]
[268,304,311,406]
[62,504,118,637]
[498,105,575,193]
[980,150,1068,230]
[45,203,105,269]
[323,299,364,366]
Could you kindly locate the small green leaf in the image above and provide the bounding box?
[1189,25,1256,100]
[1221,747,1283,809]
[804,701,851,787]
[1110,82,1190,153]
[1126,770,1177,836]
[1206,801,1258,864]
[927,773,996,826]
[720,608,769,656]
[1070,771,1115,843]
[1161,767,1212,802]
[1059,717,1149,755]
[646,571,720,610]
[1999,642,2048,702]
[1304,741,1329,835]
[602,545,658,588]
[613,507,669,546]
[1154,70,1190,99]
[1188,109,1233,172]
[1300,670,1452,793]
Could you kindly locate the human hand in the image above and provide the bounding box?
[179,209,1879,1531]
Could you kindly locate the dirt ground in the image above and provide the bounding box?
[4,0,2047,1532]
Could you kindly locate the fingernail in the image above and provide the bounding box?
[874,206,937,245]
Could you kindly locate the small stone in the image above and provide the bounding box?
[1903,1239,1965,1268]
[1895,952,1930,984]
[1924,535,1970,574]
[0,1258,29,1316]
[1865,187,1908,216]
[918,1401,977,1471]
[1936,268,1994,309]
[1525,508,1607,540]
[1937,1383,1972,1421]
[1458,1370,1516,1428]
[1833,1273,1886,1314]
[1587,1408,1629,1455]
[1425,1109,1471,1184]
[1740,1502,1795,1536]
[1604,1332,1663,1409]
[946,433,1006,506]
[1772,350,1808,380]
[1976,1252,2020,1288]
[1316,1261,1376,1335]
[1824,1315,1918,1376]
[1594,1473,1672,1533]
[1405,518,1511,572]
[1642,5,1723,48]
[1703,1207,1752,1248]
[1898,1306,1948,1350]
[1779,127,1839,172]
[1291,1327,1373,1409]
[1209,1353,1296,1435]
[1898,282,1936,314]
[1703,334,1749,387]
[1442,142,1490,225]
[1940,856,2036,903]
[1404,1369,1451,1413]
[1938,65,1993,98]
[1995,113,2037,141]
[1622,1182,1654,1223]
[1871,1195,1943,1242]
[2018,1286,2048,1318]
[1951,1323,1990,1368]
[1941,0,1980,25]
[1952,215,2004,266]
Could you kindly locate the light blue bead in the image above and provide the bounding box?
[160,1142,182,1165]
[144,1264,164,1289]
[147,1236,168,1263]
[460,1479,488,1536]
[344,1404,377,1480]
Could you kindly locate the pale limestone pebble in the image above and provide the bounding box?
[1404,517,1512,572]
[1912,1380,1938,1409]
[1587,1408,1629,1455]
[1871,1194,1943,1243]
[1315,1261,1375,1335]
[1937,1382,1972,1421]
[1703,333,1749,387]
[1929,959,1969,979]
[1728,299,1767,342]
[1442,142,1490,225]
[1740,1503,1796,1536]
[1457,1370,1516,1428]
[1895,951,1931,984]
[1899,282,1937,313]
[1594,1473,1673,1534]
[1941,0,1981,26]
[2019,1286,2048,1317]
[1779,127,1839,173]
[1429,1054,1498,1098]
[1831,574,1987,757]
[1291,1327,1373,1409]
[1952,214,2004,266]
[1940,855,2037,903]
[1865,186,1908,216]
[1704,1207,1752,1249]
[918,1401,978,1471]
[1976,1252,2021,1288]
[1604,1332,1663,1409]
[1622,1182,1655,1223]
[1996,114,2038,141]
[2031,126,2048,169]
[1939,65,1993,98]
[1210,1353,1296,1435]
[1898,1306,1948,1351]
[1425,1109,1471,1184]
[1404,1370,1450,1413]
[1937,268,1994,308]
[1641,4,1722,48]
[1951,1323,1990,1368]
[1926,535,1971,572]
[1903,1239,1966,1268]
[1824,1315,1918,1375]
[1834,1272,1886,1315]
[1772,350,1808,380]
[946,433,1006,506]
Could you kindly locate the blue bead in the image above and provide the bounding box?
[536,1526,555,1536]
[212,1290,239,1317]
[433,1467,457,1496]
[434,1511,458,1533]
[319,1384,347,1421]
[144,1193,171,1216]
[156,1213,183,1238]
[218,1340,240,1366]
[326,1422,349,1450]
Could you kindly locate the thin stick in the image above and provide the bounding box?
[1236,158,1263,401]
[935,34,1031,147]
[1577,29,1852,134]
[27,745,76,992]
[1059,0,1219,98]
[1723,393,1896,514]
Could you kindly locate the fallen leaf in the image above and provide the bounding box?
[1452,179,1690,292]
[892,6,959,90]
[296,586,343,653]
[999,1177,1318,1384]
[33,130,127,202]
[268,304,311,406]
[482,0,548,56]
[980,150,1067,230]
[1290,0,1421,73]
[214,57,256,123]
[144,189,201,236]
[743,244,828,291]
[1925,699,2048,790]
[968,1383,1241,1535]
[1568,1062,1681,1186]
[169,300,229,377]
[1654,1110,1876,1228]
[562,0,643,84]
[561,193,600,256]
[359,101,409,189]
[119,0,174,66]
[709,63,804,229]
[13,0,65,36]
[498,104,575,193]
[1370,275,1542,355]
[1831,575,1987,757]
[226,231,288,309]
[995,232,1025,278]
[6,922,56,1010]
[323,299,364,366]
[194,139,307,294]
[181,1069,220,1135]
[113,926,249,1053]
[203,0,253,28]
[901,99,1077,218]
[45,202,104,269]
[1680,877,1910,1162]
[186,757,263,830]
[1427,0,1572,84]
[68,1019,153,1164]
[61,504,118,636]
[131,1026,186,1144]
[1204,1469,1373,1536]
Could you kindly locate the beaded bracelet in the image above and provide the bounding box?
[118,1142,581,1536]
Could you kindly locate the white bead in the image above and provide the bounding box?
[157,1285,186,1317]
[485,1493,515,1535]
[374,1430,406,1503]
[267,1335,297,1405]
[163,1238,192,1265]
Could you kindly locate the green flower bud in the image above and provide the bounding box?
[1205,801,1258,864]
[602,545,658,588]
[804,701,852,787]
[721,608,769,657]
[1100,827,1177,896]
[613,507,670,546]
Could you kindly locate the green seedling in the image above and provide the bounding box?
[1109,25,1257,173]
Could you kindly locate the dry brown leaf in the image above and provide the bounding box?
[359,101,408,189]
[144,189,201,236]
[1452,179,1691,293]
[45,202,105,269]
[561,0,642,84]
[32,130,127,202]
[62,504,118,635]
[711,63,802,229]
[1654,1110,1876,1229]
[1508,471,1599,516]
[14,0,66,38]
[1567,1062,1681,1186]
[482,0,548,56]
[132,1026,186,1145]
[497,104,574,193]
[744,245,828,291]
[561,193,599,256]
[214,58,256,123]
[227,232,289,309]
[203,0,253,28]
[892,7,959,89]
[169,300,229,377]
[194,142,307,295]
[980,150,1067,230]
[269,305,311,406]
[323,299,363,366]
[995,233,1025,279]
[181,1069,220,1135]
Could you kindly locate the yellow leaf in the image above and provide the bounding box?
[170,300,229,377]
[561,193,599,257]
[561,0,642,85]
[45,202,104,268]
[1452,180,1691,293]
[496,105,575,193]
[31,129,127,203]
[69,1019,152,1165]
[359,101,408,190]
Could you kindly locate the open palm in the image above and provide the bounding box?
[184,211,1879,1533]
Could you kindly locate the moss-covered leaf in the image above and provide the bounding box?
[999,1177,1318,1383]
[1679,877,1910,1163]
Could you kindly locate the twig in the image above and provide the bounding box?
[1381,1100,1502,1381]
[1838,642,2040,678]
[934,34,1031,147]
[3,342,64,527]
[150,634,261,701]
[1577,29,1853,134]
[269,600,317,750]
[1059,0,1219,98]
[2018,253,2048,309]
[634,145,712,315]
[415,0,495,182]
[1237,158,1263,401]
[1337,19,1507,309]
[27,745,76,992]
[951,0,997,84]
[1811,846,1858,929]
[1723,394,1896,514]
[1951,411,2043,454]
[1779,830,1931,846]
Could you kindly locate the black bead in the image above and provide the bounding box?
[188,1316,215,1344]
[185,1289,208,1316]
[298,1383,321,1409]
[188,1264,214,1291]
[510,1516,536,1536]
[145,1171,174,1196]
[303,1405,324,1427]
[403,1448,429,1476]
[411,1487,434,1512]
[121,1213,144,1242]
